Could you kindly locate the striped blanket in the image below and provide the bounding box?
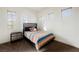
[24,31,54,50]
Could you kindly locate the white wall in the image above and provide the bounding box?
[37,7,79,48]
[0,7,37,44]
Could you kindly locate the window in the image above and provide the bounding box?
[22,16,28,23]
[61,7,72,16]
[42,12,54,31]
[7,11,16,29]
[22,16,36,23]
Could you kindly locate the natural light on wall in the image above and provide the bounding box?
[43,26,47,31]
[41,12,54,31]
[43,17,48,31]
[41,16,48,31]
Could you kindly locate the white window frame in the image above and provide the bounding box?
[7,10,16,29]
[61,7,72,17]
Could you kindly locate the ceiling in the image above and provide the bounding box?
[27,7,48,12]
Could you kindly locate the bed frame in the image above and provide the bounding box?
[23,23,55,51]
[23,23,37,34]
[23,23,37,48]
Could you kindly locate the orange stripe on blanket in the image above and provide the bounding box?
[37,35,54,49]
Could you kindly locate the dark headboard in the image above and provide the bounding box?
[23,23,37,32]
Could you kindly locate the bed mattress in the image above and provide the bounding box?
[24,31,54,50]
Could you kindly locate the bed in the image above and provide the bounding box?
[23,23,55,50]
